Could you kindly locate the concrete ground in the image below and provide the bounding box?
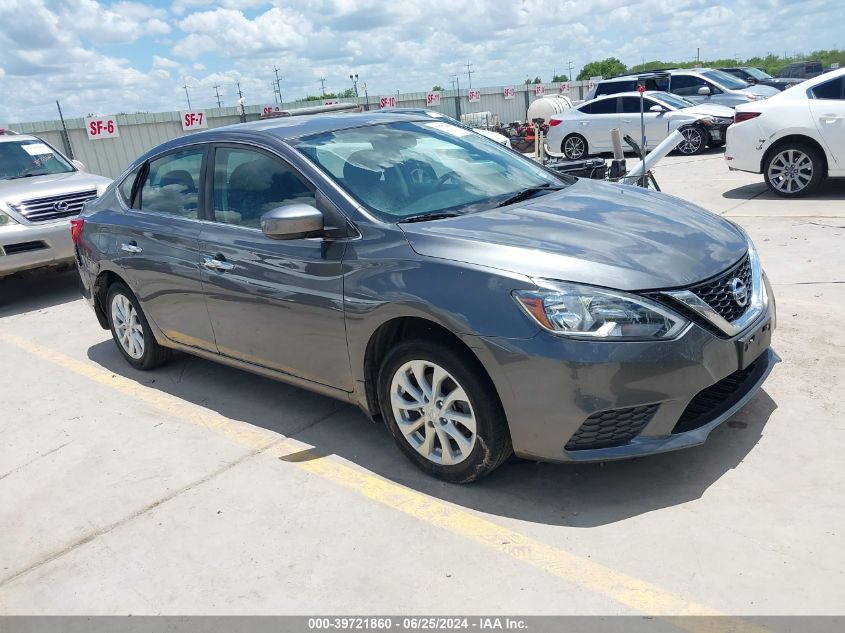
[1,150,843,617]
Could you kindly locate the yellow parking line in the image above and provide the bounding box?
[0,331,764,632]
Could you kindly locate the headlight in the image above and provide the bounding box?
[0,208,18,226]
[513,282,688,340]
[745,94,759,101]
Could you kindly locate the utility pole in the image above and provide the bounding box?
[213,84,222,108]
[55,100,74,159]
[273,65,283,103]
[451,74,461,92]
[319,77,327,96]
[349,73,359,97]
[465,62,474,89]
[237,81,246,122]
[568,60,573,82]
[183,82,192,109]
[696,47,700,66]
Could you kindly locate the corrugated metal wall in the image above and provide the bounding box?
[10,82,591,180]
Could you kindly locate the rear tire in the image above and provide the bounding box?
[763,143,824,198]
[106,282,172,370]
[378,339,512,483]
[562,134,588,160]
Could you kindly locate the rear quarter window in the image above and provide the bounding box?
[596,80,635,96]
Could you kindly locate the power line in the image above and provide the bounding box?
[213,84,222,108]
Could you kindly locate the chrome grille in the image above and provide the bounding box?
[688,254,752,323]
[10,189,97,223]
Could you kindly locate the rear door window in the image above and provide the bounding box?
[813,77,845,100]
[595,81,635,97]
[588,98,618,114]
[670,74,708,96]
[136,148,204,218]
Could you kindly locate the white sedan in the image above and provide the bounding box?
[726,68,845,197]
[545,91,735,159]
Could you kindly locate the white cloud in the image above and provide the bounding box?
[1,0,844,121]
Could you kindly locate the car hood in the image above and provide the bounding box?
[743,84,780,98]
[681,103,735,119]
[0,171,112,204]
[399,178,748,291]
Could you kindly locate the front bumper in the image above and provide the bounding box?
[471,282,777,463]
[0,219,74,276]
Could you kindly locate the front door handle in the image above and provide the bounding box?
[820,115,843,122]
[120,242,142,254]
[203,256,234,272]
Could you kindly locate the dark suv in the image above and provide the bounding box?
[776,60,825,80]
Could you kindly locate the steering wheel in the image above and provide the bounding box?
[433,170,461,191]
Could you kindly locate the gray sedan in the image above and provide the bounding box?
[74,111,776,482]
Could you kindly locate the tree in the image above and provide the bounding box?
[431,85,444,92]
[524,76,542,84]
[577,57,627,80]
[551,74,568,82]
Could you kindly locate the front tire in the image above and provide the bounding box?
[562,134,588,160]
[107,282,171,370]
[764,144,824,198]
[378,340,512,483]
[675,126,706,155]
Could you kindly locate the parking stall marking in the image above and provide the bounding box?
[0,330,767,632]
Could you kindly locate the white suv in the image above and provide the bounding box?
[0,131,112,277]
[726,68,845,197]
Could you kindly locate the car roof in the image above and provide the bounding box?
[133,110,432,166]
[600,68,716,83]
[0,133,39,144]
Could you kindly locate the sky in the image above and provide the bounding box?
[0,0,843,123]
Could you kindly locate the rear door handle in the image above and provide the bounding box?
[120,242,142,254]
[203,256,234,272]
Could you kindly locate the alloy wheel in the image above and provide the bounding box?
[564,136,585,159]
[389,360,477,466]
[677,128,703,154]
[767,149,813,194]
[111,293,145,359]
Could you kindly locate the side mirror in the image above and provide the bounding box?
[697,86,711,96]
[260,204,323,240]
[648,105,666,113]
[72,159,86,171]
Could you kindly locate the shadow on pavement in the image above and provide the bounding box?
[0,268,80,318]
[87,338,777,529]
[723,178,845,200]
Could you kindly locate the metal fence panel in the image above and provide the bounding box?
[9,82,593,179]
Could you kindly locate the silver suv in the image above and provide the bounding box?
[0,131,112,278]
[586,68,779,108]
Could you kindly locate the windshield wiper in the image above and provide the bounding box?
[6,173,44,180]
[496,184,563,208]
[398,212,461,224]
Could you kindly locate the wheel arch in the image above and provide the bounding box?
[361,316,501,424]
[92,268,129,330]
[761,134,829,175]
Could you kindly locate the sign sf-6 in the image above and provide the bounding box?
[85,116,119,140]
[181,111,207,131]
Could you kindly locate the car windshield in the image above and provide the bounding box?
[650,92,696,109]
[744,67,773,80]
[701,70,751,90]
[292,120,570,221]
[0,139,74,180]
